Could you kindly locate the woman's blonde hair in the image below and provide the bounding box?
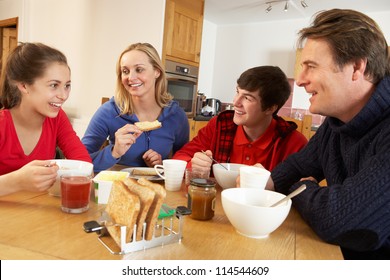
[114,43,172,115]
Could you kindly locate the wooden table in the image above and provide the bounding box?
[0,181,343,260]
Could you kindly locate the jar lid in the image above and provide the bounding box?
[190,178,216,188]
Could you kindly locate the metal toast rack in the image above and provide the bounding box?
[83,206,191,255]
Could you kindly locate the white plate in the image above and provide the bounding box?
[121,167,164,181]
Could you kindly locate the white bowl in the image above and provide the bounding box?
[212,163,247,189]
[221,188,292,238]
[48,159,94,197]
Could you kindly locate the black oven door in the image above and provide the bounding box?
[166,73,197,118]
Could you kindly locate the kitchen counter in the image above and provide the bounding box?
[193,115,213,121]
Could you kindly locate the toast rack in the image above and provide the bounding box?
[83,206,191,255]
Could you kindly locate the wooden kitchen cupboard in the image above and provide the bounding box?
[294,48,303,80]
[188,119,208,140]
[162,0,204,66]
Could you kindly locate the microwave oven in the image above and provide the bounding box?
[165,60,198,118]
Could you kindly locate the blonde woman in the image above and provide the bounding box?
[82,43,189,172]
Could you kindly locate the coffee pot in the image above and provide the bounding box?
[201,98,222,116]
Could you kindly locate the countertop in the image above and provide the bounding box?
[193,115,213,121]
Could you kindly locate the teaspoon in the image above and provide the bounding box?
[270,184,307,207]
[201,150,229,170]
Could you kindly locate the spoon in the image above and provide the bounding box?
[201,150,229,170]
[270,184,307,207]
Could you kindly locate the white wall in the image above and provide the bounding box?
[198,10,390,105]
[197,20,217,96]
[0,0,23,19]
[1,0,165,136]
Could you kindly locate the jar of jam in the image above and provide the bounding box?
[187,178,216,220]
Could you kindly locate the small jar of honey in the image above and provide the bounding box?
[187,178,216,220]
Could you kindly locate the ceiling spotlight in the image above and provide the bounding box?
[301,0,308,8]
[284,1,289,12]
[264,0,301,14]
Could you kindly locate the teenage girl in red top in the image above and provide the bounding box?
[0,42,91,196]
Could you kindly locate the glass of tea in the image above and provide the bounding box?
[60,174,92,214]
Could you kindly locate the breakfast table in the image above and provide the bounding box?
[0,169,343,260]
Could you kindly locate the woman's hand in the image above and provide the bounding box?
[191,150,213,174]
[111,124,142,159]
[143,149,162,167]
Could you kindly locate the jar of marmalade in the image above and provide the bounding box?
[187,178,216,220]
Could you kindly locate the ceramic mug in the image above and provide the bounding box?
[154,159,187,191]
[240,166,270,189]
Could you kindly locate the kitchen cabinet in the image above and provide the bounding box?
[294,48,302,80]
[162,0,204,66]
[188,119,208,140]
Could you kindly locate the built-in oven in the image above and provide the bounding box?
[165,60,198,118]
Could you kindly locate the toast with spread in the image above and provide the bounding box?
[134,120,162,131]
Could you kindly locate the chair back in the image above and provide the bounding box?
[100,97,111,149]
[101,97,110,104]
[283,114,312,140]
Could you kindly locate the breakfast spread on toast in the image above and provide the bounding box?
[134,120,162,131]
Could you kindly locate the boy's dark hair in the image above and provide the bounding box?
[237,66,291,115]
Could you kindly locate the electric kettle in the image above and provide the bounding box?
[201,98,222,116]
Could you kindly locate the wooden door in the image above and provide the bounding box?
[0,17,18,79]
[1,28,17,70]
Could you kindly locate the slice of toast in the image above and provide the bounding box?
[134,120,162,131]
[105,180,140,246]
[137,177,167,240]
[122,178,155,240]
[131,168,157,176]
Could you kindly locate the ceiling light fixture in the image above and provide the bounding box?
[264,0,308,13]
[284,1,289,12]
